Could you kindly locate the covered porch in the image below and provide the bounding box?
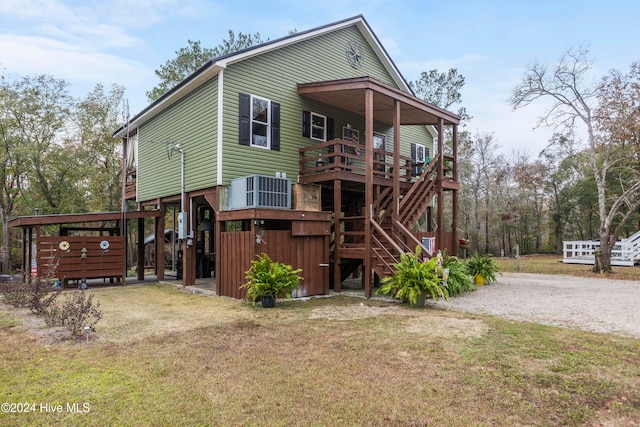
[297,76,461,297]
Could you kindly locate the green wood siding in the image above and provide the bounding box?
[135,23,434,203]
[221,25,418,184]
[137,77,218,202]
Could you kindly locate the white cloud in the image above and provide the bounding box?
[0,34,148,86]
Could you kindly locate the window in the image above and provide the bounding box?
[251,96,270,148]
[373,132,386,170]
[373,132,385,150]
[342,126,359,142]
[303,111,334,141]
[239,93,280,151]
[411,143,429,176]
[311,112,326,141]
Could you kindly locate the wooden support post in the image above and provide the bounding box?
[214,217,221,295]
[28,227,34,284]
[137,217,145,281]
[437,117,445,251]
[452,124,459,252]
[364,88,374,298]
[22,228,27,283]
[393,100,401,225]
[204,188,220,294]
[156,203,166,281]
[333,179,342,292]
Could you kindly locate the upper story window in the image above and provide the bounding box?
[310,112,326,141]
[303,111,334,141]
[411,142,429,176]
[251,95,270,148]
[239,93,280,151]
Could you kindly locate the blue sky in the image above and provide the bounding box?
[1,0,638,155]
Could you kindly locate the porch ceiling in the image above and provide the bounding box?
[298,77,460,126]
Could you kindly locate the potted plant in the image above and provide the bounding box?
[466,253,501,285]
[459,237,470,249]
[376,246,448,307]
[441,253,475,296]
[241,253,302,308]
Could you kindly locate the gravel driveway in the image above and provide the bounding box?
[430,272,640,337]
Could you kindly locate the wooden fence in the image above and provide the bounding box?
[219,230,329,300]
[37,235,126,284]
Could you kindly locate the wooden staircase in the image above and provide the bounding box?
[369,155,441,279]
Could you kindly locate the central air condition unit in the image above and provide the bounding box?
[228,175,292,210]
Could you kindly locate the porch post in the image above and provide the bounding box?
[437,117,445,251]
[137,217,145,281]
[452,124,459,253]
[27,227,33,284]
[364,88,374,298]
[333,179,342,292]
[393,100,400,224]
[21,228,27,283]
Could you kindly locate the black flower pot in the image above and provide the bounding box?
[261,295,276,308]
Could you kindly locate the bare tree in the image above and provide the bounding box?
[510,46,640,272]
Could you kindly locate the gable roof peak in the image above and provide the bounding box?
[114,14,408,137]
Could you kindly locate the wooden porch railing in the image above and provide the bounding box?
[299,138,416,183]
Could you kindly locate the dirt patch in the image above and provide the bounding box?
[404,315,489,338]
[309,303,488,338]
[309,303,401,320]
[0,302,71,345]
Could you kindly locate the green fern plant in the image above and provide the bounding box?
[241,253,302,302]
[376,246,448,306]
[442,253,475,296]
[466,253,501,284]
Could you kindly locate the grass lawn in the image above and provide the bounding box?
[495,253,640,281]
[1,284,639,426]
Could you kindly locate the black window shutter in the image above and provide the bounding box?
[271,102,280,151]
[327,117,334,140]
[425,147,430,161]
[239,93,250,146]
[302,111,311,138]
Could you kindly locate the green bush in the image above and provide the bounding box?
[241,253,302,302]
[466,253,501,284]
[376,246,448,306]
[442,254,475,296]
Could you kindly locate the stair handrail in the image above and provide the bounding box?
[400,154,440,211]
[392,219,433,259]
[371,220,404,257]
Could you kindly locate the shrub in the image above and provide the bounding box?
[467,253,501,284]
[241,253,302,302]
[376,246,448,306]
[45,291,102,338]
[26,278,60,314]
[0,277,60,314]
[442,254,475,296]
[0,281,30,308]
